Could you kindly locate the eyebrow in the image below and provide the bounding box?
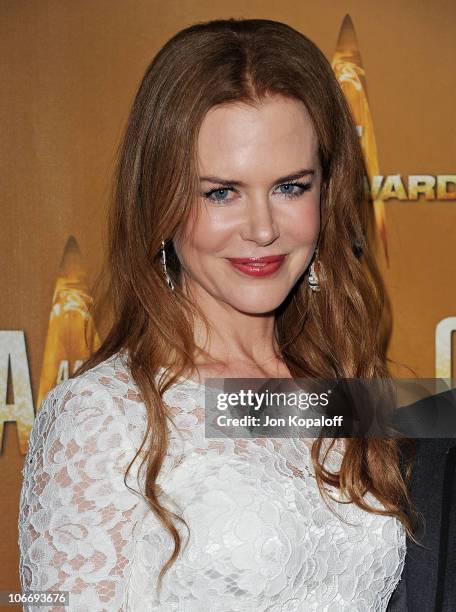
[199,168,315,187]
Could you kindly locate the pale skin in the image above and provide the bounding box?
[173,93,322,382]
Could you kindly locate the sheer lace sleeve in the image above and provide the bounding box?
[18,377,145,612]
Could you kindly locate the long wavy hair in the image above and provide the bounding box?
[75,18,422,592]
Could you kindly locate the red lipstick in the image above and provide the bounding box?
[226,254,287,277]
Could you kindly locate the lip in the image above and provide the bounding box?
[226,254,287,278]
[227,255,287,264]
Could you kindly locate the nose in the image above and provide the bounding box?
[240,194,280,246]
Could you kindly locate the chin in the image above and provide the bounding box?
[226,293,288,315]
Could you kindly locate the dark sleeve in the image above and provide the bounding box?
[386,575,408,611]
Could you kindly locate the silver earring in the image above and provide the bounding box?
[308,260,320,292]
[160,239,175,291]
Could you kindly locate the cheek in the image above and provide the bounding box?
[174,209,230,261]
[283,197,320,245]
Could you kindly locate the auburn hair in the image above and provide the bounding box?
[75,18,422,593]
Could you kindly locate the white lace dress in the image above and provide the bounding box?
[18,351,406,611]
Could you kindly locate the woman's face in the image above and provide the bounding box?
[174,93,322,314]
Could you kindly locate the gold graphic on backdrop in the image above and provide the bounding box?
[332,14,389,264]
[36,236,100,410]
[372,174,456,200]
[0,331,35,454]
[436,317,456,380]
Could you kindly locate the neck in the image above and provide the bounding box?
[183,276,282,368]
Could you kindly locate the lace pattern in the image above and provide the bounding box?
[18,352,406,611]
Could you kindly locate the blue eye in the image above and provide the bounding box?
[204,188,232,203]
[201,181,312,205]
[276,182,312,199]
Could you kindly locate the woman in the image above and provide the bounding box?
[18,18,422,611]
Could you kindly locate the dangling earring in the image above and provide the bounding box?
[160,239,175,292]
[308,258,320,292]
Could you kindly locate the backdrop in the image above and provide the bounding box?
[2,0,455,601]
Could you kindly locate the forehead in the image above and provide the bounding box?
[197,95,319,176]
